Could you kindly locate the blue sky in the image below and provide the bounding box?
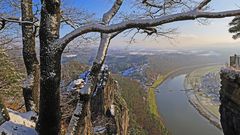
[62,0,240,49]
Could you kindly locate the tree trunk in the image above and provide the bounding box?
[37,0,61,134]
[90,34,111,77]
[21,0,40,112]
[38,52,61,135]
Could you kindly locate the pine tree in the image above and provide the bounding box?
[229,16,240,39]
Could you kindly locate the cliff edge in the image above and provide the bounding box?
[62,69,129,135]
[220,67,240,135]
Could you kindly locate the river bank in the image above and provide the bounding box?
[185,90,222,129]
[155,74,223,135]
[150,63,222,134]
[184,65,222,130]
[150,63,222,114]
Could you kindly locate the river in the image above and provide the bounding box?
[155,74,223,135]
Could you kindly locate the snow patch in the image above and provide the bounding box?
[80,82,91,95]
[221,67,240,79]
[49,72,56,77]
[94,126,106,134]
[64,54,77,58]
[110,105,115,116]
[0,110,37,135]
[23,75,34,89]
[67,79,84,92]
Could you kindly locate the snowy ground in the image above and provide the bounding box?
[0,109,37,135]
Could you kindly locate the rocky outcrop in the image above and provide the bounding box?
[0,97,10,125]
[91,70,129,135]
[64,69,129,135]
[220,68,240,135]
[113,85,129,135]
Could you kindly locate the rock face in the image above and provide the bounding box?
[64,70,129,135]
[112,84,129,135]
[220,68,240,135]
[91,72,129,135]
[0,98,10,125]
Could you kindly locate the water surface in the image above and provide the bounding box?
[156,74,223,135]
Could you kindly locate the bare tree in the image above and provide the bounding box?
[1,0,240,134]
[21,0,40,112]
[1,0,95,114]
[90,0,123,76]
[34,0,240,134]
[36,1,62,134]
[66,1,124,134]
[0,0,40,113]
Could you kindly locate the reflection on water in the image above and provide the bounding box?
[155,74,223,135]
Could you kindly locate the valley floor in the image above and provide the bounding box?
[184,65,222,129]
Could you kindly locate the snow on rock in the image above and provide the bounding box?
[101,64,108,71]
[64,54,77,58]
[73,79,84,86]
[94,126,106,134]
[221,66,240,79]
[17,111,37,121]
[0,110,37,135]
[67,79,84,92]
[80,82,91,95]
[23,75,34,89]
[110,105,115,116]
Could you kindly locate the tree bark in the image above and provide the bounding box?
[90,34,111,77]
[90,0,123,76]
[21,0,39,112]
[37,0,61,134]
[66,95,92,135]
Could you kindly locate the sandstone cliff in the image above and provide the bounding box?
[91,76,129,135]
[62,70,129,135]
[220,68,240,135]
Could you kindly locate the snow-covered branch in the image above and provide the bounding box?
[0,16,38,31]
[103,0,123,24]
[95,34,112,64]
[60,14,78,29]
[57,9,240,51]
[0,17,34,25]
[142,0,179,9]
[94,0,123,66]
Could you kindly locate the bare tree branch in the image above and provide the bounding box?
[91,0,124,76]
[60,6,95,29]
[142,0,179,9]
[110,30,125,39]
[103,0,123,24]
[140,0,195,16]
[196,0,211,10]
[0,17,33,25]
[68,1,125,132]
[0,20,6,30]
[0,36,14,46]
[58,8,240,51]
[60,14,78,29]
